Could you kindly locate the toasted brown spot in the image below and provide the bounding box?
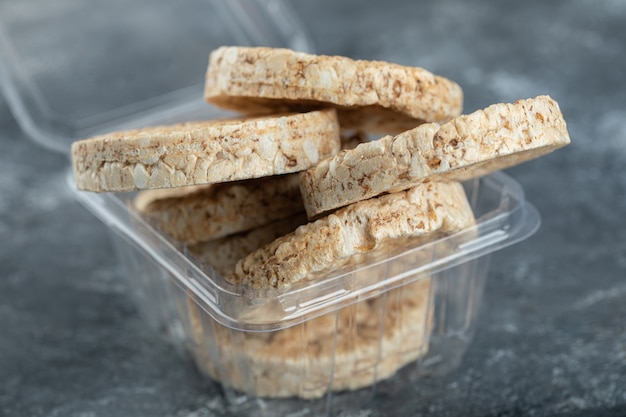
[427,157,441,169]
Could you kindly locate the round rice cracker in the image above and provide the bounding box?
[186,276,434,399]
[71,109,341,192]
[300,95,571,218]
[134,174,304,245]
[228,180,475,290]
[204,46,463,134]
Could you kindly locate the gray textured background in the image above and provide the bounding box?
[1,0,626,416]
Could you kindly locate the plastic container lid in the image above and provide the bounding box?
[0,0,312,153]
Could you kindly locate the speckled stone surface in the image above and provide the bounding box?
[1,0,626,416]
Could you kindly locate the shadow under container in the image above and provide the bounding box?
[74,171,540,416]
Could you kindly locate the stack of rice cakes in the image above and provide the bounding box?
[71,46,570,399]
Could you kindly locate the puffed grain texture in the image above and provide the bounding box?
[188,214,308,276]
[204,46,463,133]
[300,95,571,217]
[134,174,303,244]
[186,277,433,398]
[71,109,341,192]
[228,181,474,289]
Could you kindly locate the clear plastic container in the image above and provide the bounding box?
[67,170,539,416]
[1,2,541,416]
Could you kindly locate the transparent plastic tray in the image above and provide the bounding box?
[70,170,539,416]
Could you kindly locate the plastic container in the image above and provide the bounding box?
[73,171,539,416]
[0,2,541,416]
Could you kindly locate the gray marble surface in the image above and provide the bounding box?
[1,0,626,416]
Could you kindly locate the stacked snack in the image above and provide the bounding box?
[70,46,570,400]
